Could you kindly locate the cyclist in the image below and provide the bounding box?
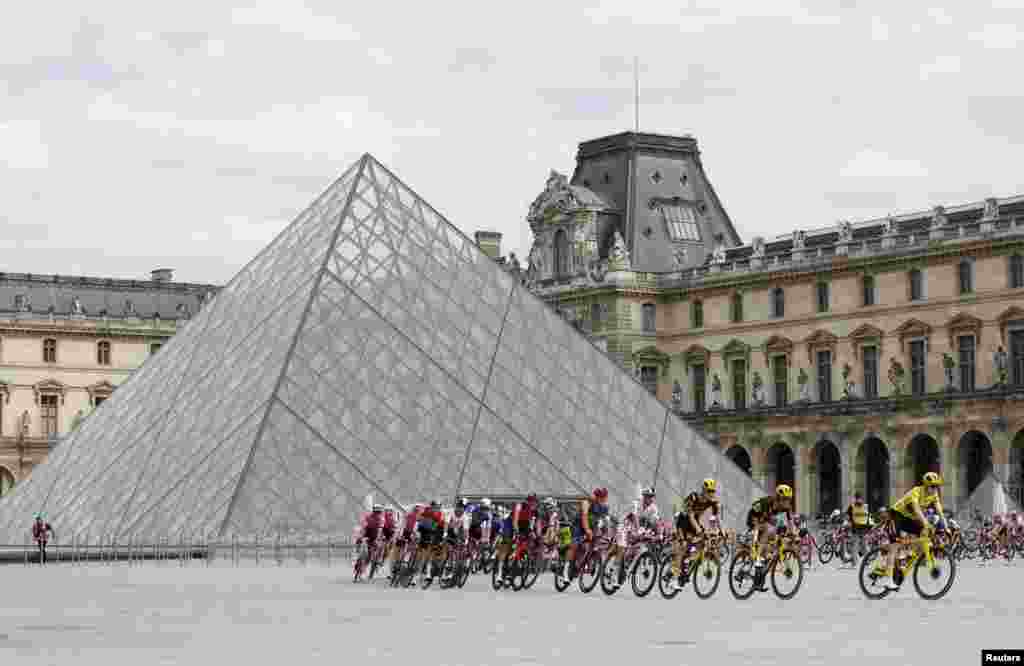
[637,487,660,530]
[873,472,946,592]
[501,494,540,581]
[382,508,397,543]
[563,487,609,580]
[356,505,385,573]
[989,513,1010,555]
[417,500,447,583]
[466,498,492,545]
[748,485,795,572]
[672,478,721,590]
[390,503,423,564]
[494,506,515,575]
[440,500,469,583]
[32,515,54,565]
[846,492,871,560]
[539,498,561,547]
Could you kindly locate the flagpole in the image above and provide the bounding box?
[634,56,639,132]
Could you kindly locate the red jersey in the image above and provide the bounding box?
[403,509,421,531]
[514,503,536,524]
[383,512,397,529]
[362,512,384,530]
[32,522,52,543]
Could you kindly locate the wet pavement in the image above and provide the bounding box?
[0,559,1020,664]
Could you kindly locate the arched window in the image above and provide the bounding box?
[731,293,744,323]
[97,341,111,366]
[553,229,570,278]
[771,288,785,319]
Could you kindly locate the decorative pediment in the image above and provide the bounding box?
[849,323,884,358]
[946,313,983,348]
[998,306,1024,343]
[721,338,752,361]
[33,378,67,405]
[804,329,838,363]
[527,171,607,225]
[893,318,932,351]
[632,346,671,378]
[683,344,711,368]
[86,380,116,398]
[762,335,794,363]
[0,380,9,404]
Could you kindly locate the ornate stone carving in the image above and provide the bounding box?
[983,197,999,220]
[710,373,723,409]
[796,368,811,402]
[888,358,906,395]
[527,241,546,278]
[33,378,67,405]
[609,231,631,271]
[838,220,853,243]
[710,234,727,265]
[588,258,609,283]
[943,353,956,391]
[125,299,135,315]
[671,381,684,411]
[792,230,806,249]
[527,170,597,225]
[751,236,766,258]
[672,245,688,269]
[20,410,30,437]
[931,205,948,230]
[751,371,765,407]
[994,347,1009,386]
[72,296,84,314]
[882,217,897,235]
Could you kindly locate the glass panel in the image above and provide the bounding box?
[863,347,878,399]
[817,350,832,402]
[910,341,927,395]
[731,359,746,409]
[958,336,975,392]
[773,356,788,407]
[693,364,706,413]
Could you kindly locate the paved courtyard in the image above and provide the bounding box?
[0,559,1018,664]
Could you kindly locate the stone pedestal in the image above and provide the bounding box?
[929,227,945,241]
[980,220,996,234]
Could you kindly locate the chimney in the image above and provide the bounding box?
[151,268,174,283]
[474,231,502,260]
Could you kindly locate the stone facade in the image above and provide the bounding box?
[0,269,218,494]
[523,132,1024,517]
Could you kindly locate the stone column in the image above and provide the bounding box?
[794,445,806,516]
[887,453,900,509]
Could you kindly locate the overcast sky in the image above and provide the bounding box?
[3,1,1023,285]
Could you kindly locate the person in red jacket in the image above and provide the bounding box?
[32,515,54,565]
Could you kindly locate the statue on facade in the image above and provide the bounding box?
[751,371,765,407]
[888,358,906,395]
[527,242,545,279]
[838,220,854,243]
[588,258,609,283]
[609,231,631,270]
[506,252,521,273]
[124,299,135,315]
[710,373,723,409]
[994,346,1009,386]
[671,380,684,412]
[70,409,85,432]
[792,230,806,249]
[943,353,957,391]
[71,296,84,314]
[16,294,30,312]
[931,205,948,230]
[527,170,581,223]
[882,217,897,235]
[20,410,30,437]
[672,245,688,269]
[751,236,766,258]
[710,233,728,265]
[797,367,811,402]
[841,363,855,399]
[983,198,999,220]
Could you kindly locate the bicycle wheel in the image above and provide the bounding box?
[554,559,571,592]
[630,552,658,598]
[818,540,835,564]
[770,551,803,600]
[657,551,681,600]
[508,558,525,591]
[692,553,722,600]
[913,548,956,600]
[521,555,541,590]
[600,556,622,596]
[799,543,812,566]
[728,552,757,600]
[857,547,893,600]
[353,556,364,583]
[418,556,433,589]
[368,549,380,581]
[578,553,602,594]
[491,557,505,591]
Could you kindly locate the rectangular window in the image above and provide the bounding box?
[909,270,923,301]
[773,356,788,407]
[660,205,701,241]
[817,283,830,313]
[97,341,111,366]
[959,261,973,294]
[1011,331,1024,387]
[693,364,706,413]
[1011,255,1024,289]
[150,343,162,355]
[863,276,876,306]
[40,394,58,437]
[958,335,976,392]
[910,340,927,395]
[43,339,56,364]
[862,346,879,399]
[692,301,703,329]
[731,294,743,323]
[639,366,658,395]
[732,359,747,410]
[817,350,832,402]
[641,304,656,333]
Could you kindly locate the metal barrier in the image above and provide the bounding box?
[3,534,360,567]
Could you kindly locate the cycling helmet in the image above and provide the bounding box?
[480,498,492,508]
[454,500,466,511]
[544,497,557,508]
[641,486,656,497]
[371,504,383,512]
[703,478,717,493]
[525,493,538,504]
[430,500,441,509]
[922,472,943,487]
[830,509,841,518]
[593,487,609,499]
[776,484,793,499]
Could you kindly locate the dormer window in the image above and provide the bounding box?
[659,204,701,241]
[13,295,24,310]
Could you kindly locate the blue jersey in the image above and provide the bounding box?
[499,515,514,536]
[467,504,491,527]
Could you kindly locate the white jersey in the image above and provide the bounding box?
[638,501,660,527]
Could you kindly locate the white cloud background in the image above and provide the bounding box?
[2,1,1024,283]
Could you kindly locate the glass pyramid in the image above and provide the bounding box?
[0,155,761,541]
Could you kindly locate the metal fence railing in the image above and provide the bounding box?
[3,535,362,567]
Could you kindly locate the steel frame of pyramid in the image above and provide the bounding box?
[0,155,762,541]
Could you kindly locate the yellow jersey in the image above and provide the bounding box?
[891,486,941,519]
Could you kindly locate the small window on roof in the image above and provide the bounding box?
[659,204,701,241]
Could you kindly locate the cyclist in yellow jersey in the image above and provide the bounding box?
[845,491,871,561]
[875,472,945,591]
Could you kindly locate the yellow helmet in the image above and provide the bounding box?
[776,484,794,498]
[703,478,717,493]
[922,472,943,487]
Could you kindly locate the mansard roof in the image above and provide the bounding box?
[0,271,219,320]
